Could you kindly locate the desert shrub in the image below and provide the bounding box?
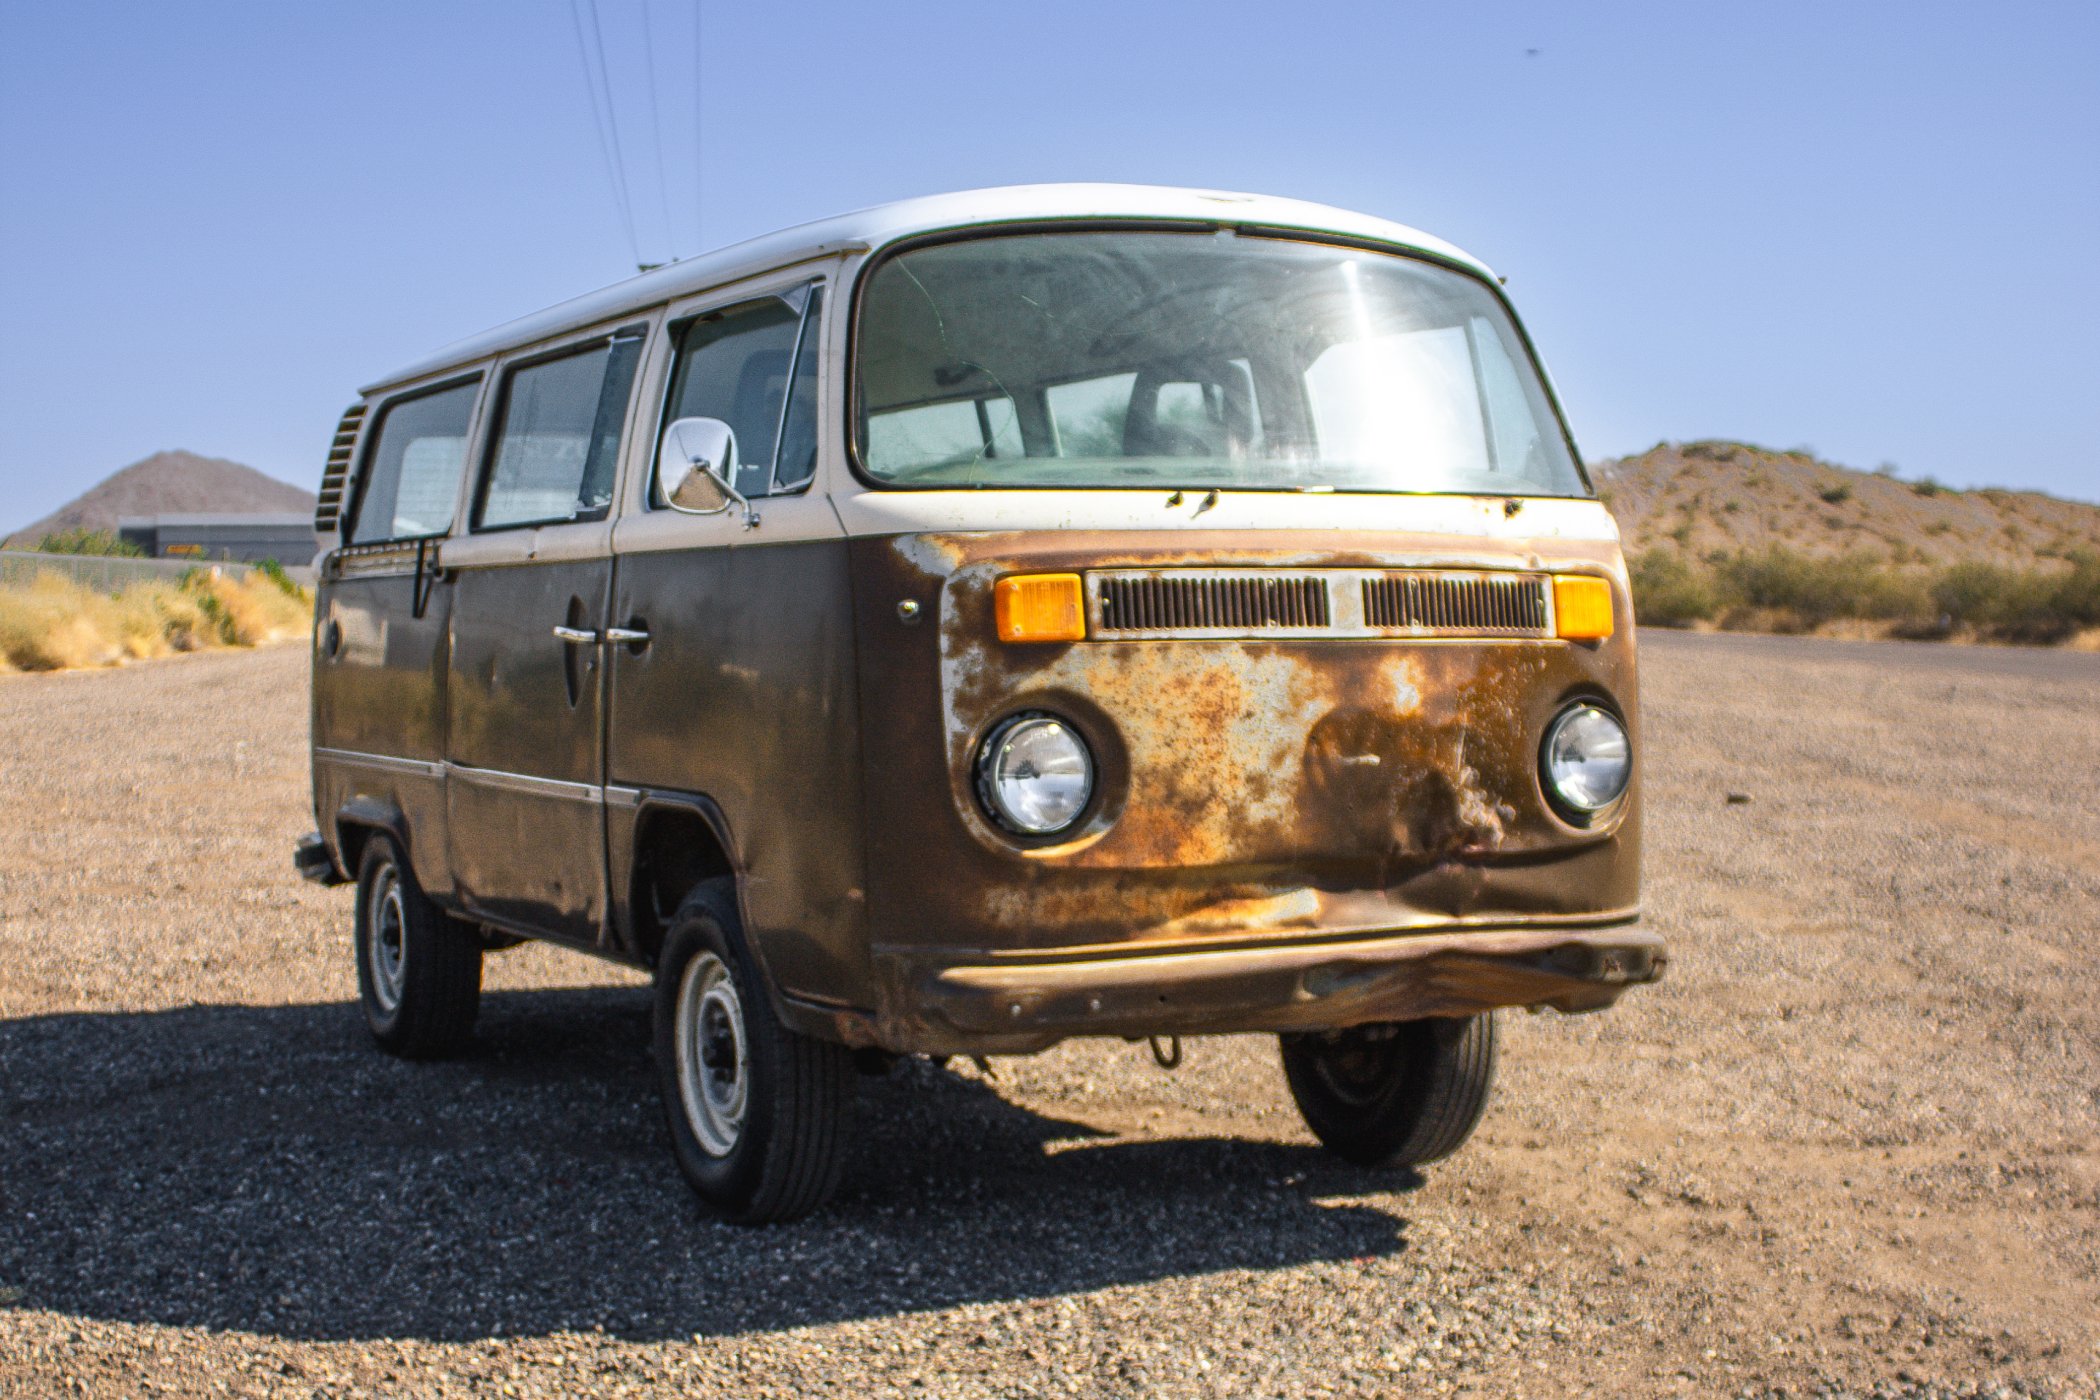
[0,574,131,668]
[1715,548,1919,627]
[0,568,309,671]
[251,558,303,597]
[1820,484,1853,504]
[1628,548,1720,626]
[1911,477,1946,497]
[1930,552,2100,642]
[178,568,310,646]
[2053,551,2100,628]
[31,527,144,557]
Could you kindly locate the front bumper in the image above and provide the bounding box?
[851,923,1665,1055]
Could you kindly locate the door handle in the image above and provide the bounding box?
[552,625,598,644]
[604,626,650,645]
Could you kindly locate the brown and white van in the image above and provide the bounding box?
[297,184,1662,1222]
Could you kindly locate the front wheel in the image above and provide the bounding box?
[1280,1013,1498,1168]
[652,881,855,1224]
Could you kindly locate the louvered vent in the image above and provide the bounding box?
[1098,574,1330,632]
[314,402,367,536]
[1362,572,1547,635]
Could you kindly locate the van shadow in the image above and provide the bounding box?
[0,989,1414,1343]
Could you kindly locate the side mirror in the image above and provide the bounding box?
[656,417,755,524]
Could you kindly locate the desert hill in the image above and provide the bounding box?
[1592,442,2099,641]
[4,451,315,549]
[1593,441,2099,570]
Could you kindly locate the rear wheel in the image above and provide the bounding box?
[353,833,482,1058]
[653,880,854,1223]
[1280,1013,1498,1168]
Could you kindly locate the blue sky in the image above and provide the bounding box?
[2,0,2095,528]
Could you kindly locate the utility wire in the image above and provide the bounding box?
[581,0,642,261]
[637,0,676,260]
[566,0,641,268]
[705,0,713,247]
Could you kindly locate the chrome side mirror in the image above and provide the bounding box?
[657,417,758,527]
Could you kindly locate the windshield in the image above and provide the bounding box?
[852,229,1587,497]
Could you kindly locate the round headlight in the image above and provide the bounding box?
[976,714,1094,836]
[1542,703,1631,814]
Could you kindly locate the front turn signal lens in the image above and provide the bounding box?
[1553,575,1615,641]
[995,573,1086,643]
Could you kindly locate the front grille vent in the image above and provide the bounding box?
[1363,572,1547,635]
[1098,573,1330,633]
[314,402,367,536]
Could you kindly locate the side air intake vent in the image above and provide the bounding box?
[314,402,367,537]
[1362,572,1548,635]
[1097,573,1331,634]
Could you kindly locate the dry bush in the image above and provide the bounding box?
[1627,545,2099,645]
[227,570,313,644]
[0,569,310,673]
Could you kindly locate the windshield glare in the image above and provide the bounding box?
[853,230,1587,497]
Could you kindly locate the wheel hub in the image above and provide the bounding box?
[367,867,408,1014]
[676,952,748,1157]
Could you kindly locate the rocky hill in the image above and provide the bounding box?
[4,451,314,549]
[1593,441,2099,570]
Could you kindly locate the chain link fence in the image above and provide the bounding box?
[0,550,256,592]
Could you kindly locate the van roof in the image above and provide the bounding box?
[364,183,1495,394]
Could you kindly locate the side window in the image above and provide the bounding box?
[346,379,480,545]
[660,286,822,501]
[1046,373,1136,458]
[771,289,824,493]
[866,395,1021,474]
[477,332,644,530]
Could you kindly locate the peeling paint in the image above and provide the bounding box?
[849,528,1642,998]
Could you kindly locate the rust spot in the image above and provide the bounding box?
[850,529,1640,966]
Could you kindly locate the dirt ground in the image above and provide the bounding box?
[1,633,2095,1399]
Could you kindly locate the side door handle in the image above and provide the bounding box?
[552,625,598,644]
[604,626,650,644]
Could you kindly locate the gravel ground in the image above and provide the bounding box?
[0,633,2095,1398]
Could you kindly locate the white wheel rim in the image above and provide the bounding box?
[675,951,748,1157]
[367,866,408,1014]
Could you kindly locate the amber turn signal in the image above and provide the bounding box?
[994,573,1086,643]
[1552,575,1615,641]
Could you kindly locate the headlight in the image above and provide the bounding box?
[976,714,1094,836]
[1542,703,1631,814]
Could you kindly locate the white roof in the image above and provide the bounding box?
[365,183,1495,394]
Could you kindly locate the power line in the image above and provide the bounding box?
[638,0,676,259]
[581,0,642,261]
[565,0,641,268]
[705,0,713,247]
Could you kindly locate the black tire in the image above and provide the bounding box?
[352,833,482,1058]
[1280,1013,1498,1168]
[653,880,854,1224]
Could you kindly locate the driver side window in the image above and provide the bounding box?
[659,286,823,500]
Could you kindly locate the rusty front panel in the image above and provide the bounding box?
[850,530,1639,968]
